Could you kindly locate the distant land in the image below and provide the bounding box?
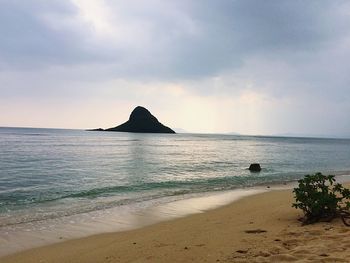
[90,106,175,134]
[223,132,350,139]
[173,128,188,133]
[272,133,350,139]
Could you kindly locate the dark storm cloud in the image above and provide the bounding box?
[0,0,119,69]
[1,0,349,77]
[0,1,75,67]
[105,0,350,79]
[168,0,350,88]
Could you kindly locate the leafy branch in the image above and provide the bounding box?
[293,173,350,225]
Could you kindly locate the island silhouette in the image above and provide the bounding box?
[91,106,175,134]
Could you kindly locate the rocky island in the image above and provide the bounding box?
[91,106,175,134]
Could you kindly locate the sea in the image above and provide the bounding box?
[1,127,350,255]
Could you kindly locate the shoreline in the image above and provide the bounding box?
[0,186,270,257]
[2,176,350,262]
[2,188,296,263]
[4,186,350,262]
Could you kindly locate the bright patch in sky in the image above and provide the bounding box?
[73,0,114,35]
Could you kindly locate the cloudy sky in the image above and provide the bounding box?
[1,0,350,136]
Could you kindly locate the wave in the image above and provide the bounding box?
[2,172,349,227]
[0,172,308,209]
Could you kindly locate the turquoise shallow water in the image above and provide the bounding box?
[1,127,350,226]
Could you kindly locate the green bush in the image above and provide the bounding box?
[292,172,350,224]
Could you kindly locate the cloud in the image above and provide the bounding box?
[2,1,348,75]
[1,0,350,135]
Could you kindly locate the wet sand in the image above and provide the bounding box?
[3,187,350,263]
[0,188,266,257]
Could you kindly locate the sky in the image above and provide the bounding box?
[1,0,350,136]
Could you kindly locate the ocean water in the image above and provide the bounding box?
[1,127,350,232]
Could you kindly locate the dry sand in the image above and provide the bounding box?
[2,188,350,263]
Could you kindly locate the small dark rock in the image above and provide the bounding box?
[236,250,248,254]
[245,229,267,234]
[184,246,188,250]
[249,163,261,172]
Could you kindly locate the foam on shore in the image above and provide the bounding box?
[0,176,349,262]
[3,182,350,262]
[0,187,268,257]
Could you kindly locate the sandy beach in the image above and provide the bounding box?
[2,187,350,263]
